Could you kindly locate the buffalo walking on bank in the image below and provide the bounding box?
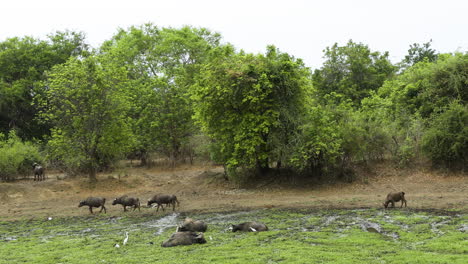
[147,194,180,211]
[78,197,107,214]
[32,163,45,181]
[112,195,141,212]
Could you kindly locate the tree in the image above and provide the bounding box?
[422,101,467,170]
[100,24,221,165]
[192,46,311,177]
[40,56,133,181]
[402,40,438,68]
[0,31,88,140]
[364,52,468,167]
[378,53,468,119]
[312,40,396,104]
[291,97,343,177]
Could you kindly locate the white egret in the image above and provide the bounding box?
[123,232,129,245]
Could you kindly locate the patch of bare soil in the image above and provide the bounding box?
[0,163,466,220]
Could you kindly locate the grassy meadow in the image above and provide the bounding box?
[0,208,466,264]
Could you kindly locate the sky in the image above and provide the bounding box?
[1,0,467,69]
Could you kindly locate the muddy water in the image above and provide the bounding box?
[1,208,465,243]
[459,224,468,232]
[131,209,464,240]
[139,213,180,235]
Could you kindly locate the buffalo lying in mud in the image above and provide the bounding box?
[161,232,206,247]
[112,195,140,212]
[383,191,407,208]
[147,194,180,211]
[230,221,268,232]
[78,197,107,214]
[177,218,208,232]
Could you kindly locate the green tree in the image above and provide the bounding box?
[291,97,343,177]
[0,31,88,139]
[312,40,396,104]
[402,40,438,68]
[378,53,468,118]
[40,56,133,181]
[294,92,390,179]
[192,46,310,178]
[367,52,468,167]
[100,24,221,165]
[422,101,467,170]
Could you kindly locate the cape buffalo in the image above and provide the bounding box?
[383,191,407,208]
[78,197,107,214]
[161,232,206,247]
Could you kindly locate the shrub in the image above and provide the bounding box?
[422,102,468,170]
[0,131,44,180]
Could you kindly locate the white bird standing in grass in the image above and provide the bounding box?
[123,232,129,246]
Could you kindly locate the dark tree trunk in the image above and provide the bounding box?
[222,164,229,181]
[256,157,270,175]
[140,150,148,167]
[276,160,282,169]
[89,166,97,182]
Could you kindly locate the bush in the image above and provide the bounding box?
[422,102,468,170]
[291,99,343,178]
[396,138,416,167]
[0,131,44,180]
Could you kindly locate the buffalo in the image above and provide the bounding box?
[147,194,179,211]
[32,163,45,181]
[112,195,140,212]
[161,232,206,247]
[383,191,407,208]
[78,197,107,214]
[177,218,208,232]
[231,222,268,232]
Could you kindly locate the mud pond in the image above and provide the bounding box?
[0,208,466,263]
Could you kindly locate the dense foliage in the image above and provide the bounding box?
[0,130,43,181]
[0,25,466,180]
[192,46,310,177]
[0,31,88,140]
[312,40,396,104]
[100,24,221,165]
[39,57,134,181]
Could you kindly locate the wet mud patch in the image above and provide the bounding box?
[0,208,466,264]
[138,213,180,235]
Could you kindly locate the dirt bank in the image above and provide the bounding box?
[0,164,466,220]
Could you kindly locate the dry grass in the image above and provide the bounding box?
[0,163,467,220]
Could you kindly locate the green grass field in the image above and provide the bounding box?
[0,209,466,264]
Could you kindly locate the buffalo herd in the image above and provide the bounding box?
[33,161,408,248]
[77,191,407,247]
[31,163,410,247]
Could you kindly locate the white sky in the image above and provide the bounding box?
[1,0,467,69]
